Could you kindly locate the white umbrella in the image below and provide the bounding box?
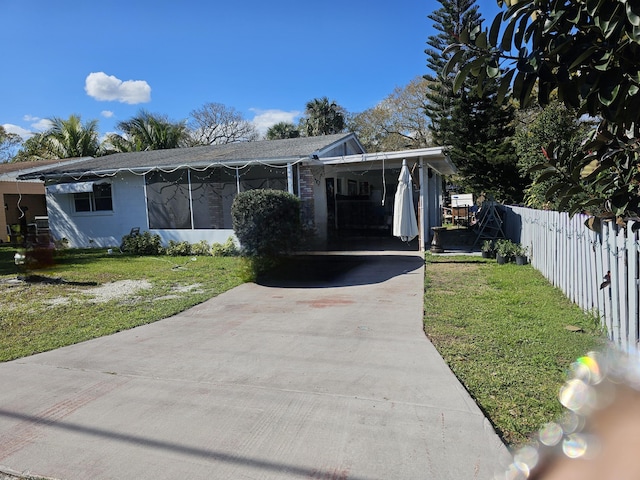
[393,159,419,242]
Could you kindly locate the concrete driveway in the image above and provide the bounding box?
[0,252,510,479]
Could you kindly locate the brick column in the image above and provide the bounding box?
[298,165,316,232]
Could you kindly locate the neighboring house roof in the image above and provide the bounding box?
[18,134,363,180]
[0,158,91,183]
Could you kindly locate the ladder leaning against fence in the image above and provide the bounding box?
[473,201,505,247]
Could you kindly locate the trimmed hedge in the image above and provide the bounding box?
[231,189,301,257]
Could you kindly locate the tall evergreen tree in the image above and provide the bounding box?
[449,92,526,202]
[424,0,480,146]
[424,0,524,203]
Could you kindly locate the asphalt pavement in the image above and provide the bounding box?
[0,251,511,479]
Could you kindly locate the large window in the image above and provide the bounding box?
[146,171,191,229]
[145,166,292,230]
[73,183,113,212]
[190,170,232,229]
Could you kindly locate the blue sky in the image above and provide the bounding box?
[1,0,502,142]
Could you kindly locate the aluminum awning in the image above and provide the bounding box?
[46,181,96,194]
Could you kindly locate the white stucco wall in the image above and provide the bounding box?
[46,172,237,249]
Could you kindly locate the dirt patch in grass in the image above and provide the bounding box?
[44,279,154,306]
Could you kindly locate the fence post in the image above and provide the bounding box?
[606,221,620,344]
[628,222,639,353]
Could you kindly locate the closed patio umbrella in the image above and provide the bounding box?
[393,159,419,242]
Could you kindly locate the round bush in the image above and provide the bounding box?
[231,189,301,257]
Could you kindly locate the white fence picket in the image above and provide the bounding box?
[503,206,640,352]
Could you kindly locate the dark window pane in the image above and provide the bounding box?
[74,193,92,212]
[93,183,113,211]
[191,170,227,229]
[146,171,192,229]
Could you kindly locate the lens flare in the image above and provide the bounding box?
[573,354,603,384]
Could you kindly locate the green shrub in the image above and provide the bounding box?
[165,240,192,256]
[191,240,211,256]
[211,237,240,257]
[231,189,301,257]
[495,239,519,261]
[120,231,163,255]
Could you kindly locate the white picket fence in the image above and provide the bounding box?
[502,206,640,353]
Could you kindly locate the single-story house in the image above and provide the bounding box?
[0,159,88,243]
[18,133,456,251]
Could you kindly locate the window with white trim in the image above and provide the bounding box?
[73,183,113,212]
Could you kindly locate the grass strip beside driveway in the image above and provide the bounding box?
[423,254,607,447]
[0,247,245,362]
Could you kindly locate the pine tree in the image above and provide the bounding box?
[424,0,480,146]
[424,0,524,203]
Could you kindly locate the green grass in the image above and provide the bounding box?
[423,254,606,447]
[0,246,245,362]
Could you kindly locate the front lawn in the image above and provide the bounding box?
[423,254,607,447]
[0,246,245,362]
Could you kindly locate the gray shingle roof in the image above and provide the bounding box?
[19,133,359,179]
[0,158,92,181]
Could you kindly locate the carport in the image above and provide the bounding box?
[311,147,456,251]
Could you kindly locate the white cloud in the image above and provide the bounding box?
[249,108,301,136]
[12,116,51,135]
[3,124,31,138]
[101,110,114,118]
[21,115,51,132]
[85,72,151,104]
[31,118,52,131]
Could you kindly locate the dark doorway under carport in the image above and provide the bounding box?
[324,165,421,251]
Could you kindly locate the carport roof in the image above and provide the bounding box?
[316,146,457,176]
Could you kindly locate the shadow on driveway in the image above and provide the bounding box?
[257,254,425,288]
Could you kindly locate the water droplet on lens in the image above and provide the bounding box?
[560,378,595,412]
[539,422,563,446]
[504,462,528,480]
[514,445,539,473]
[563,433,588,458]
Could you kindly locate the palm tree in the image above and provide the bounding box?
[265,122,300,140]
[12,133,55,162]
[45,115,101,158]
[106,110,189,152]
[302,97,345,136]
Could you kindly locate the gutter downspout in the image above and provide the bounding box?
[418,158,426,252]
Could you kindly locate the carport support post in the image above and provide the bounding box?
[418,159,427,252]
[287,163,294,194]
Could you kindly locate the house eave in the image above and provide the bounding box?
[21,156,310,182]
[311,146,457,176]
